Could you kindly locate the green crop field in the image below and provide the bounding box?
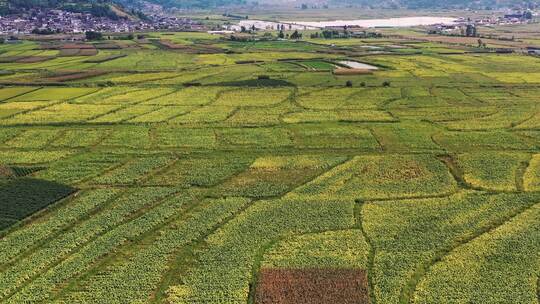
[0,24,538,304]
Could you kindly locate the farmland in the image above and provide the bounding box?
[0,25,539,304]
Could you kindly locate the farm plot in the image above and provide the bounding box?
[0,87,38,101]
[49,197,252,304]
[255,269,370,304]
[4,129,62,149]
[0,178,74,229]
[0,187,179,302]
[442,105,536,130]
[339,87,402,110]
[515,111,540,129]
[0,101,55,119]
[213,155,346,198]
[154,127,217,148]
[218,128,293,148]
[225,108,283,126]
[72,87,138,104]
[90,105,158,123]
[91,156,173,186]
[213,87,291,107]
[0,103,119,125]
[282,109,394,123]
[371,121,443,152]
[166,198,355,304]
[148,154,253,187]
[290,154,457,200]
[412,203,540,304]
[100,125,152,149]
[49,128,109,147]
[289,124,380,150]
[433,131,534,151]
[523,154,540,192]
[37,152,126,185]
[141,87,223,106]
[362,191,540,304]
[107,72,180,84]
[0,28,539,304]
[169,106,235,124]
[0,150,73,164]
[128,106,195,123]
[87,88,174,105]
[0,128,27,143]
[262,230,369,269]
[296,88,367,110]
[9,87,97,102]
[390,106,497,122]
[0,189,119,260]
[454,152,530,191]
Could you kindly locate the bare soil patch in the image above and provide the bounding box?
[333,68,373,75]
[255,268,370,304]
[44,70,108,82]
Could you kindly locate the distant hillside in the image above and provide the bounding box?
[114,0,247,9]
[1,0,135,18]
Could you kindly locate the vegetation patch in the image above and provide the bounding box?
[291,154,456,200]
[0,177,74,228]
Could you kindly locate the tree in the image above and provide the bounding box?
[322,30,333,39]
[240,26,247,33]
[290,30,302,40]
[346,81,353,87]
[301,3,308,9]
[85,31,102,41]
[278,30,285,39]
[465,24,476,37]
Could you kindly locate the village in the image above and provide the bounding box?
[0,8,202,35]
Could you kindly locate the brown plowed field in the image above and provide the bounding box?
[255,268,370,304]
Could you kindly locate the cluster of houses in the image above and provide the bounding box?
[0,9,202,35]
[431,11,536,35]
